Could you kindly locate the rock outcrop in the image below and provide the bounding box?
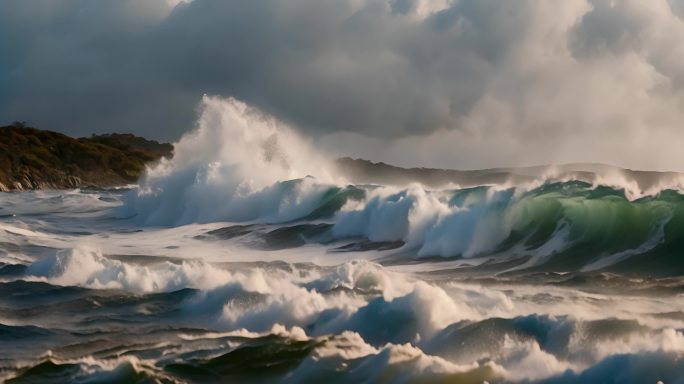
[0,123,173,191]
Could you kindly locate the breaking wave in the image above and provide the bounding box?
[119,97,684,275]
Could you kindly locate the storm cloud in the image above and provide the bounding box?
[2,0,684,169]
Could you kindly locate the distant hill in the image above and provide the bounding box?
[334,157,684,192]
[334,157,538,187]
[0,123,173,191]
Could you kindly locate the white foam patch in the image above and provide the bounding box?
[175,259,480,345]
[24,245,232,293]
[331,185,521,258]
[497,338,575,381]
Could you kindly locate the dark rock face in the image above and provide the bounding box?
[0,123,173,191]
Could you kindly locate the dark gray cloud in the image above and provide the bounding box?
[2,0,684,169]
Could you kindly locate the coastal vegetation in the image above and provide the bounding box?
[0,122,172,191]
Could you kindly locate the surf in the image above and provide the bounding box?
[3,97,684,383]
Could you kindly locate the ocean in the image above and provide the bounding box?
[1,98,683,383]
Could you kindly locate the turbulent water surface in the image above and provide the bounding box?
[2,98,684,383]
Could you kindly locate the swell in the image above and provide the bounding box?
[117,96,684,276]
[181,180,684,276]
[2,247,684,383]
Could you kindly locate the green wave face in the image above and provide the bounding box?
[448,182,684,274]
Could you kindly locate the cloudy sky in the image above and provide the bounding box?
[2,0,684,170]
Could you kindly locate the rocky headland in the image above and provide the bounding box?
[0,123,173,191]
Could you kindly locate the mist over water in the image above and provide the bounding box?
[2,97,684,383]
